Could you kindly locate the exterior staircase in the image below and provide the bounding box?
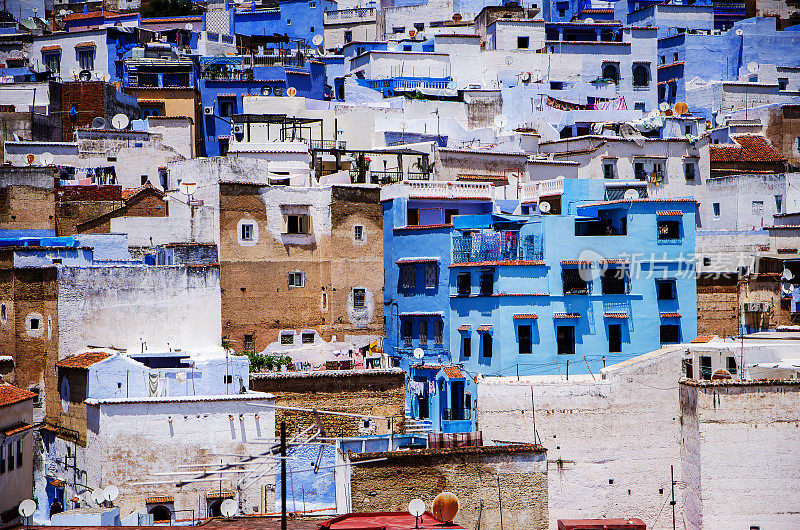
[404,417,433,434]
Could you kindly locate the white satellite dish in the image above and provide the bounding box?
[494,114,509,128]
[91,116,106,129]
[185,23,193,30]
[103,72,111,82]
[179,181,197,196]
[735,28,743,36]
[783,269,794,281]
[112,113,129,130]
[103,485,119,502]
[505,56,513,65]
[413,347,425,360]
[623,189,639,200]
[220,499,237,518]
[747,62,758,74]
[25,153,36,165]
[659,101,669,112]
[715,114,725,126]
[92,489,106,505]
[408,498,426,517]
[584,17,594,23]
[18,499,36,517]
[312,34,323,46]
[538,201,551,213]
[39,152,54,166]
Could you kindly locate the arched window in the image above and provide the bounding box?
[148,505,171,523]
[633,64,649,87]
[602,64,619,84]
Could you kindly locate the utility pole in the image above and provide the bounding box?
[281,421,287,530]
[670,465,677,530]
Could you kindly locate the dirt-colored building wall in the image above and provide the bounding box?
[124,191,167,217]
[125,88,201,156]
[46,366,89,445]
[764,104,800,168]
[57,201,123,235]
[250,370,405,438]
[0,185,56,232]
[349,445,549,530]
[437,149,526,181]
[696,274,738,337]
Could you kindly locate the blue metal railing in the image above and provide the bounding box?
[453,232,543,263]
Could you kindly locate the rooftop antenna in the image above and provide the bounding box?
[408,499,425,529]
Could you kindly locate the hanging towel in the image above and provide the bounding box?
[148,373,159,397]
[428,380,436,396]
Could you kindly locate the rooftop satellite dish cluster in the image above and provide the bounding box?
[407,492,460,526]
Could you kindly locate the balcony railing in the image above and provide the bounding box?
[324,7,375,22]
[381,180,493,202]
[453,232,544,263]
[309,139,347,150]
[351,169,403,184]
[407,171,431,181]
[520,177,564,202]
[163,72,191,87]
[442,408,471,421]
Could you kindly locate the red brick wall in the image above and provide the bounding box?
[61,82,107,141]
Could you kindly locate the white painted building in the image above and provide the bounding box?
[0,382,36,523]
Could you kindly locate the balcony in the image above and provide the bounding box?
[442,408,471,421]
[381,180,494,202]
[407,171,431,181]
[520,177,564,203]
[309,139,347,150]
[453,232,544,263]
[324,7,376,23]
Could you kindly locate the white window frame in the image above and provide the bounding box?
[237,218,259,246]
[241,223,254,241]
[288,271,305,287]
[283,213,311,235]
[353,225,364,241]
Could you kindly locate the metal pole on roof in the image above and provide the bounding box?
[281,421,287,530]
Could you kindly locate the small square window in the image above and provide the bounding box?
[603,162,615,179]
[684,163,696,181]
[657,220,681,240]
[401,265,415,290]
[281,334,294,345]
[424,263,437,289]
[30,318,40,330]
[634,102,646,111]
[302,332,315,344]
[241,223,254,241]
[703,257,712,266]
[288,271,304,287]
[659,55,665,65]
[462,336,471,358]
[517,36,529,49]
[309,1,316,7]
[285,214,310,234]
[354,225,364,241]
[656,279,677,300]
[353,288,366,308]
[310,26,315,32]
[712,203,720,218]
[457,272,471,295]
[482,333,492,357]
[660,324,681,344]
[287,18,292,25]
[778,78,788,91]
[673,52,679,63]
[244,334,254,351]
[224,374,233,384]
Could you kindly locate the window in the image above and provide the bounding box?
[17,439,24,467]
[653,162,664,178]
[0,444,4,474]
[78,48,95,70]
[407,208,419,226]
[287,18,291,25]
[244,334,254,351]
[424,264,437,289]
[403,45,412,51]
[634,102,646,111]
[557,326,575,355]
[634,162,646,180]
[401,265,415,290]
[632,64,649,87]
[712,203,720,218]
[44,53,60,74]
[603,162,615,179]
[344,30,352,43]
[402,320,412,346]
[434,320,443,345]
[684,162,696,181]
[602,64,619,84]
[726,356,737,376]
[775,195,783,214]
[353,225,364,241]
[673,52,679,63]
[703,257,712,266]
[309,1,315,6]
[149,506,172,523]
[7,442,13,470]
[419,320,428,345]
[658,84,666,100]
[393,26,405,34]
[457,272,471,295]
[518,325,532,354]
[669,84,677,99]
[608,324,621,353]
[660,324,681,344]
[482,333,492,357]
[0,303,5,323]
[601,267,627,294]
[657,220,681,240]
[517,36,529,49]
[479,269,494,295]
[563,267,589,295]
[656,279,677,300]
[280,334,294,345]
[684,125,692,136]
[241,223,254,241]
[310,26,315,33]
[218,99,235,118]
[659,55,665,65]
[778,78,789,91]
[462,336,471,358]
[353,288,366,308]
[699,355,712,380]
[302,332,315,344]
[30,317,39,330]
[288,271,304,287]
[285,214,310,234]
[445,209,458,225]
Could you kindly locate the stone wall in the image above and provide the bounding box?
[250,369,405,438]
[0,185,56,233]
[696,274,738,337]
[348,445,548,530]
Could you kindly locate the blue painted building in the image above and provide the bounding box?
[384,180,697,432]
[227,0,336,46]
[198,55,327,156]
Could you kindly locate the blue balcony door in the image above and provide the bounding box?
[450,380,464,420]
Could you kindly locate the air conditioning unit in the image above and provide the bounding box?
[204,106,214,115]
[233,123,244,134]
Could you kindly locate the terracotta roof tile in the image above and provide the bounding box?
[599,259,629,264]
[441,366,464,379]
[561,260,592,265]
[75,42,97,48]
[56,351,112,369]
[476,324,493,332]
[0,383,37,407]
[3,421,33,436]
[41,45,62,52]
[513,314,538,319]
[146,496,174,504]
[553,313,581,319]
[49,477,65,487]
[660,312,681,318]
[710,135,785,163]
[348,443,546,463]
[396,257,439,264]
[656,210,683,216]
[457,325,471,331]
[206,491,235,500]
[604,312,629,319]
[691,335,716,343]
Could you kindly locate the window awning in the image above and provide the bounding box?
[146,496,174,504]
[396,257,439,264]
[457,324,471,331]
[603,312,629,319]
[476,324,493,332]
[660,312,681,318]
[553,313,581,319]
[513,314,538,319]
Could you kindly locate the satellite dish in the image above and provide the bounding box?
[103,72,111,82]
[79,69,92,82]
[260,85,272,96]
[584,17,594,23]
[273,86,284,96]
[185,23,193,30]
[91,116,106,129]
[494,114,508,128]
[747,61,758,74]
[673,102,688,115]
[18,499,36,517]
[659,101,669,112]
[25,153,36,165]
[287,86,297,97]
[735,28,743,36]
[538,201,551,213]
[409,29,417,38]
[783,269,794,281]
[623,189,639,200]
[432,492,459,524]
[179,181,197,196]
[452,13,462,22]
[92,489,106,505]
[312,34,323,46]
[413,347,424,360]
[408,499,426,517]
[505,56,513,65]
[103,485,119,502]
[112,113,129,130]
[220,499,237,518]
[40,152,54,166]
[70,68,80,79]
[715,114,725,126]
